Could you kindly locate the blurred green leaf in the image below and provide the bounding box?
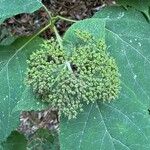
[0,0,42,23]
[2,131,27,150]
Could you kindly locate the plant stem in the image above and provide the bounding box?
[7,21,52,64]
[7,2,77,65]
[40,1,77,23]
[40,2,78,48]
[56,15,78,23]
[53,25,63,49]
[19,22,51,50]
[39,1,52,19]
[40,2,64,48]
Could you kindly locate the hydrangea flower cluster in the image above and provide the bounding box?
[26,31,121,119]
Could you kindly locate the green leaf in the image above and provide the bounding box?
[0,0,42,23]
[116,0,150,20]
[27,129,59,150]
[60,7,150,150]
[0,37,44,143]
[1,131,27,150]
[13,87,49,112]
[63,18,105,45]
[62,18,105,55]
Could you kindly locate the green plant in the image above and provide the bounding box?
[26,33,120,119]
[0,0,150,150]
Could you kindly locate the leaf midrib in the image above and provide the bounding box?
[78,104,93,149]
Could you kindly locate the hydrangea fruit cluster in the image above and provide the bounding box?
[26,31,121,119]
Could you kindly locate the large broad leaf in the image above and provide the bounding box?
[116,0,150,20]
[0,0,42,23]
[60,7,150,150]
[0,37,44,142]
[1,131,27,150]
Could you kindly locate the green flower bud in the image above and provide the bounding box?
[26,31,121,119]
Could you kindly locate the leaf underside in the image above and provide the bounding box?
[60,7,150,150]
[0,0,42,23]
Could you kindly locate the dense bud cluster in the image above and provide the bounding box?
[26,32,121,119]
